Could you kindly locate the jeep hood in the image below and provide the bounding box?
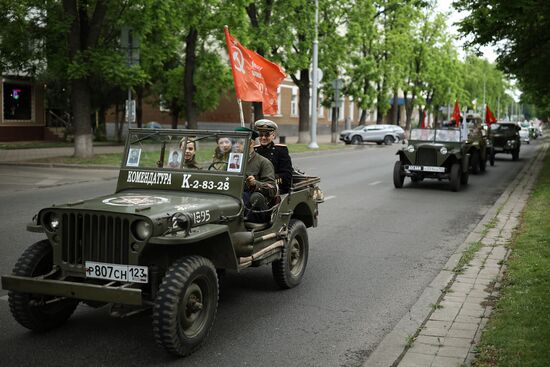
[50,190,242,219]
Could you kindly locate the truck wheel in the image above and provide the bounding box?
[512,148,519,161]
[470,151,479,174]
[351,135,362,145]
[460,167,469,185]
[8,240,78,332]
[383,135,394,145]
[153,256,218,356]
[490,148,495,166]
[272,219,309,289]
[450,163,461,192]
[393,161,405,188]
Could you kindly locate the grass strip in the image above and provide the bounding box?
[453,241,483,274]
[473,148,550,366]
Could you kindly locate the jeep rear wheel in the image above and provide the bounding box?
[479,150,486,172]
[450,163,461,192]
[489,147,495,166]
[153,256,218,356]
[8,240,78,332]
[393,161,405,188]
[351,135,362,145]
[272,219,309,289]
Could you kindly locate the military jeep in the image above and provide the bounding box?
[394,128,470,192]
[463,114,489,174]
[1,128,322,357]
[489,122,521,161]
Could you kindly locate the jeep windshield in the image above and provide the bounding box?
[410,128,461,142]
[125,129,249,174]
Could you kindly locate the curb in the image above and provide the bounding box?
[364,140,548,367]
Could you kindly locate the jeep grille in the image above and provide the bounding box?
[416,147,437,166]
[61,213,130,265]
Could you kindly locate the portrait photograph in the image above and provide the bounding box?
[126,147,142,167]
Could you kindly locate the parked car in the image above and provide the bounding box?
[340,124,405,145]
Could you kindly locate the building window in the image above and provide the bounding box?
[290,88,298,116]
[3,83,32,121]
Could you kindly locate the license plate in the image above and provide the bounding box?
[408,165,422,171]
[85,261,148,284]
[422,166,445,172]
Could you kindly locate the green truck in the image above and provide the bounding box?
[2,128,323,357]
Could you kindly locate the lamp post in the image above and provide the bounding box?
[308,0,319,149]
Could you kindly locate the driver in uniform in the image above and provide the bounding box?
[253,119,293,194]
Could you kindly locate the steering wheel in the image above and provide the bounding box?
[208,161,228,171]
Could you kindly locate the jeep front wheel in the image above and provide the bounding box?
[153,256,218,356]
[272,219,309,289]
[489,147,495,166]
[8,240,79,332]
[393,161,405,188]
[450,163,461,192]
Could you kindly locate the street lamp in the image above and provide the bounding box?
[308,0,319,149]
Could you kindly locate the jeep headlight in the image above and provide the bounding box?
[407,145,415,153]
[132,220,152,240]
[440,147,448,155]
[44,212,60,231]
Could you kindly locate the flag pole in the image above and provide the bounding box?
[237,99,245,127]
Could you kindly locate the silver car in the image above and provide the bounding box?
[340,124,405,145]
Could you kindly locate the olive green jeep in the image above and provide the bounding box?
[489,122,521,161]
[1,128,323,357]
[463,114,490,173]
[394,128,470,192]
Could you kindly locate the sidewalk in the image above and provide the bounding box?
[0,134,337,163]
[365,140,548,367]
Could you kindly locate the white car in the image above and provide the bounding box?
[340,124,405,145]
[519,127,530,144]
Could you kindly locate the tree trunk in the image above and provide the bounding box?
[391,89,399,125]
[136,88,143,128]
[376,82,384,124]
[71,79,93,157]
[171,105,179,129]
[184,28,198,129]
[296,69,310,144]
[359,109,367,125]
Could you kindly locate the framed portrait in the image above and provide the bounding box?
[168,149,182,168]
[126,148,142,167]
[227,152,243,172]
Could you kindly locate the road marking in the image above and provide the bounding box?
[369,181,382,186]
[324,195,335,201]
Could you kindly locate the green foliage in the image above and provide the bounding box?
[473,149,550,366]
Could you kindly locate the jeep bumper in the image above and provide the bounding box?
[1,275,142,305]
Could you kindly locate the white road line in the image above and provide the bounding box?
[324,195,335,201]
[369,181,382,186]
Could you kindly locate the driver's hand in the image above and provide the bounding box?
[246,175,256,188]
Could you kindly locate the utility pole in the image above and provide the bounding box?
[121,27,139,130]
[308,0,320,149]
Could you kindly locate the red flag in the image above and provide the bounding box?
[421,111,427,128]
[452,100,461,127]
[224,26,286,115]
[485,104,497,126]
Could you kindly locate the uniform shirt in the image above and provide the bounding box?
[245,151,277,200]
[254,142,293,194]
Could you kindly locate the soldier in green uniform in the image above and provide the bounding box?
[235,127,276,222]
[254,119,293,194]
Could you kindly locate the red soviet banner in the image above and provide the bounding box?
[224,26,286,115]
[485,104,497,126]
[452,100,461,127]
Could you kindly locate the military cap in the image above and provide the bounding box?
[235,126,259,139]
[254,119,278,132]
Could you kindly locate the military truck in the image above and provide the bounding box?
[394,128,470,192]
[489,122,521,161]
[1,129,323,357]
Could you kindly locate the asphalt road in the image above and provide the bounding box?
[0,140,541,366]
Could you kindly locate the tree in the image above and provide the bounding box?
[454,0,550,116]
